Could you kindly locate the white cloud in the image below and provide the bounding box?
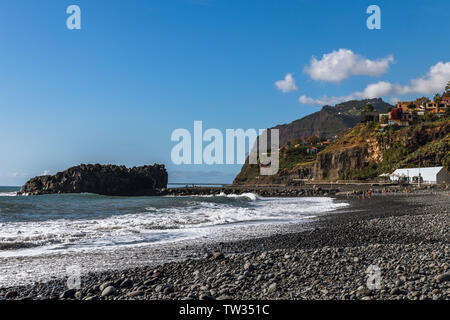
[42,170,51,176]
[299,62,450,106]
[297,82,392,106]
[275,73,298,93]
[394,62,450,95]
[298,94,356,106]
[304,49,394,83]
[389,97,400,104]
[356,81,393,99]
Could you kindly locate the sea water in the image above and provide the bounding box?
[0,187,348,258]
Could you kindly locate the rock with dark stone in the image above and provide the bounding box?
[101,286,117,297]
[212,252,224,260]
[120,279,133,288]
[60,289,77,299]
[18,164,168,196]
[5,291,19,299]
[435,273,450,283]
[127,290,143,298]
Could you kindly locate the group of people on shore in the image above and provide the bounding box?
[347,189,373,199]
[345,184,449,199]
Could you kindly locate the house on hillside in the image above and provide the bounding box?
[389,167,450,184]
[441,96,450,104]
[396,101,416,109]
[388,107,413,126]
[425,98,449,117]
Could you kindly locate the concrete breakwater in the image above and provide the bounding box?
[164,186,340,197]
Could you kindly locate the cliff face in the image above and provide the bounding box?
[313,146,368,180]
[233,98,393,185]
[19,164,168,196]
[314,120,450,181]
[234,118,449,184]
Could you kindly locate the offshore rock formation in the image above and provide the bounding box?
[18,164,168,196]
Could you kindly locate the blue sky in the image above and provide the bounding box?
[0,0,449,186]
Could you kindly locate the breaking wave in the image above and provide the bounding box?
[0,192,348,257]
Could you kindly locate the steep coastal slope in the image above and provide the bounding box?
[273,98,393,147]
[315,120,450,180]
[234,115,449,185]
[234,98,393,185]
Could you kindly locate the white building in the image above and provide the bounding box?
[389,166,450,184]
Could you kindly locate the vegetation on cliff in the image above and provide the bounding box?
[271,98,393,147]
[233,142,325,185]
[234,103,449,184]
[316,116,449,181]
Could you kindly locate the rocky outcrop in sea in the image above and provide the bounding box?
[18,164,168,196]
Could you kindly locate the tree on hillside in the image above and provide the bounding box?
[386,106,393,112]
[407,103,416,110]
[291,137,302,146]
[433,93,442,103]
[305,135,320,145]
[444,81,450,97]
[363,103,374,112]
[415,96,430,107]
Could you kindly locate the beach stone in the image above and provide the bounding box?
[60,289,77,299]
[143,279,154,286]
[120,279,133,288]
[268,283,277,293]
[100,281,114,292]
[101,286,117,297]
[435,273,450,283]
[244,262,254,271]
[163,286,174,295]
[5,291,19,299]
[390,288,402,295]
[127,290,143,297]
[199,293,215,301]
[204,252,213,259]
[212,252,224,260]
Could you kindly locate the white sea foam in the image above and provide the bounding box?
[0,192,17,197]
[0,196,348,257]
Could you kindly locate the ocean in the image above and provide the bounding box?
[0,186,348,258]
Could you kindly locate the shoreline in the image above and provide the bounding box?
[0,191,448,300]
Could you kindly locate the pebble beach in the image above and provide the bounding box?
[0,191,448,300]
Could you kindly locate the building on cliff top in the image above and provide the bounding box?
[388,107,413,126]
[389,167,449,184]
